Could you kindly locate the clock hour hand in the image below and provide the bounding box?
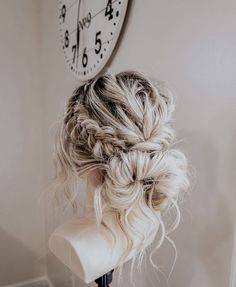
[76,0,81,68]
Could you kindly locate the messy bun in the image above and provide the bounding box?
[54,71,189,274]
[103,149,187,212]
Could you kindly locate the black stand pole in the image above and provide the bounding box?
[95,270,114,287]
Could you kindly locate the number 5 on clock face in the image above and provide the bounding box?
[58,0,129,81]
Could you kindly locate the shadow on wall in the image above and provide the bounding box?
[0,227,44,286]
[165,129,234,287]
[227,128,236,219]
[47,252,72,287]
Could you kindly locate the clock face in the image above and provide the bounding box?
[58,0,128,81]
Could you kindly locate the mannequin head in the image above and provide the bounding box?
[53,71,189,270]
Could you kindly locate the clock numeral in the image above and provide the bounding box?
[82,48,88,68]
[72,45,76,64]
[105,0,113,20]
[64,30,69,48]
[95,31,102,54]
[60,4,66,23]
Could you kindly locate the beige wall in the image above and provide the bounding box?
[1,0,235,286]
[0,0,46,285]
[41,0,236,286]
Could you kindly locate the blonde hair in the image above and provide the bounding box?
[53,71,189,278]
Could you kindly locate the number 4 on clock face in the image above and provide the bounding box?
[58,0,129,81]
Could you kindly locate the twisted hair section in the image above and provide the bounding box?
[53,71,189,275]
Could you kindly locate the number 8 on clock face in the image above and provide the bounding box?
[58,0,129,81]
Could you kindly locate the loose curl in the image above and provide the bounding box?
[53,71,189,278]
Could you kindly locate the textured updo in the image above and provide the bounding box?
[54,71,189,274]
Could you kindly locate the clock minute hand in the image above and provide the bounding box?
[76,0,81,68]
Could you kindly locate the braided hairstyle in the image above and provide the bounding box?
[54,71,189,273]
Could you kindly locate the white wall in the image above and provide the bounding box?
[0,1,46,285]
[1,0,235,286]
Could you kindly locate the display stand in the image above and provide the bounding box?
[95,270,114,287]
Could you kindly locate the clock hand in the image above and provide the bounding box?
[76,0,81,68]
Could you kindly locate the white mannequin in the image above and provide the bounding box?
[48,169,159,283]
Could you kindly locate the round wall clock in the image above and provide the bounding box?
[58,0,129,81]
